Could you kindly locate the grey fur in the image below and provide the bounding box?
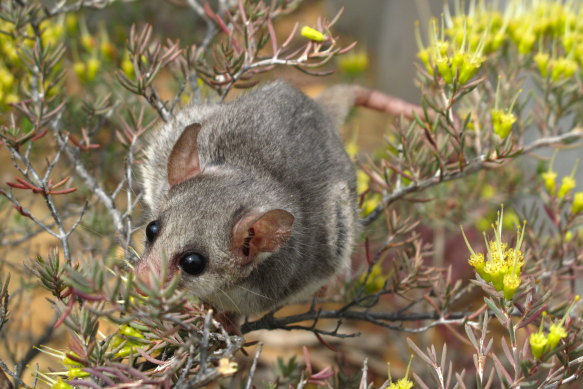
[139,81,358,314]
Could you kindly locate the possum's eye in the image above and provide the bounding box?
[179,252,206,276]
[145,220,161,243]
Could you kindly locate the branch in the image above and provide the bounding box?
[52,130,126,237]
[361,128,583,226]
[241,305,474,335]
[0,359,31,389]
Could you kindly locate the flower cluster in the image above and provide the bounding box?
[417,0,583,86]
[37,324,149,388]
[0,18,65,108]
[110,324,148,358]
[35,347,88,388]
[462,207,526,300]
[529,296,579,359]
[541,159,582,212]
[68,15,125,83]
[416,18,486,86]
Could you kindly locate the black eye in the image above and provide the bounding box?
[146,220,160,243]
[179,252,206,276]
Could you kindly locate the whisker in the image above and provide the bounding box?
[236,285,274,301]
[218,288,242,315]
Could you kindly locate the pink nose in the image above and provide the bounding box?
[134,260,154,293]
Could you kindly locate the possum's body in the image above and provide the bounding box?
[138,81,358,314]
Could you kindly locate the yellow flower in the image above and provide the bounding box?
[81,34,95,51]
[557,176,576,199]
[360,262,388,294]
[417,48,431,73]
[547,295,580,350]
[529,332,548,359]
[491,109,516,139]
[361,193,382,217]
[121,55,135,79]
[436,56,453,84]
[73,61,86,80]
[346,138,359,158]
[52,379,74,389]
[547,323,567,350]
[517,31,535,54]
[534,52,550,77]
[571,192,583,214]
[388,378,414,389]
[542,171,557,195]
[468,252,485,276]
[356,170,369,194]
[338,51,368,77]
[67,367,90,380]
[458,54,484,84]
[503,273,520,300]
[217,358,238,375]
[111,325,146,358]
[86,57,100,81]
[463,206,526,294]
[301,26,326,42]
[550,57,578,82]
[484,260,506,290]
[63,352,83,367]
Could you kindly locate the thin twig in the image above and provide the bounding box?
[362,128,583,226]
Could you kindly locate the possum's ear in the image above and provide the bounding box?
[232,209,294,265]
[167,123,202,186]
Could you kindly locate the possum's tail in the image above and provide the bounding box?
[315,85,427,128]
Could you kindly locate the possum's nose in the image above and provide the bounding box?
[134,259,156,294]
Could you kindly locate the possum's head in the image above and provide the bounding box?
[135,123,294,312]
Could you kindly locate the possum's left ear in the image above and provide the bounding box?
[231,209,294,265]
[167,123,202,186]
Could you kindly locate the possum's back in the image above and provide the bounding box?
[197,81,355,195]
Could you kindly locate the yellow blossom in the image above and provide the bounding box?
[529,331,548,359]
[503,273,520,300]
[558,176,576,199]
[338,51,368,77]
[542,170,557,195]
[52,379,74,389]
[388,378,414,389]
[534,52,550,77]
[300,26,326,42]
[550,57,578,82]
[217,358,238,375]
[547,295,580,350]
[86,57,100,81]
[572,192,583,214]
[547,323,567,350]
[491,109,516,139]
[67,367,89,380]
[360,261,388,294]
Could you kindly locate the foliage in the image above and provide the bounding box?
[0,0,583,388]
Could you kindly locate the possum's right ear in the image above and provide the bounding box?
[167,123,202,186]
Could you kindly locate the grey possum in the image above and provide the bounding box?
[136,81,408,315]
